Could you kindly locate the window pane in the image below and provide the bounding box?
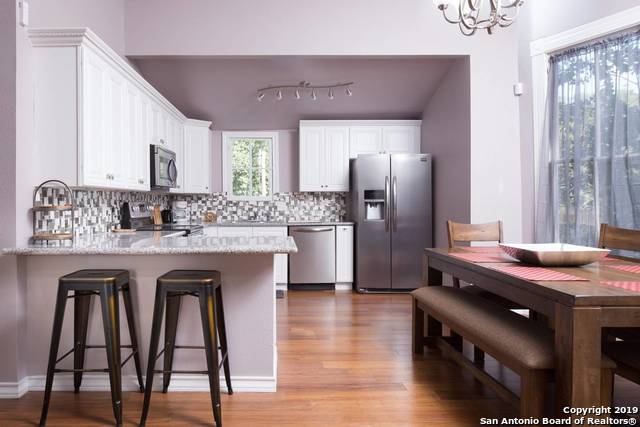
[229,137,273,198]
[231,139,251,196]
[251,139,271,197]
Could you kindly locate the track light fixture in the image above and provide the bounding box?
[256,80,354,102]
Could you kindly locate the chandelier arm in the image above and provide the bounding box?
[459,20,476,36]
[441,6,462,24]
[458,2,480,30]
[466,0,483,12]
[499,0,523,9]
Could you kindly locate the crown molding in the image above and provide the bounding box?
[28,27,187,122]
[185,118,214,128]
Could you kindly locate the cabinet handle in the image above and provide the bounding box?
[106,173,110,180]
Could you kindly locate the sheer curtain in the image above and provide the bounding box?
[535,31,640,245]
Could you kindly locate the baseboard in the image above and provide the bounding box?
[334,283,353,291]
[0,374,276,398]
[0,378,29,399]
[275,283,288,292]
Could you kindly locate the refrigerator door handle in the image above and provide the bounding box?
[384,176,390,232]
[393,176,398,231]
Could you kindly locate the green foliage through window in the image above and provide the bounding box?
[230,138,272,198]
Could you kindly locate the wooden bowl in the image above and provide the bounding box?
[499,243,610,267]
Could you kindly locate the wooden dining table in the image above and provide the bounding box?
[422,247,640,416]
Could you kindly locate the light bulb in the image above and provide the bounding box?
[276,89,283,100]
[328,89,334,100]
[311,89,317,101]
[257,92,265,102]
[345,87,353,97]
[294,89,301,100]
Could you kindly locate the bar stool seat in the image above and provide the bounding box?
[40,269,144,427]
[140,269,231,427]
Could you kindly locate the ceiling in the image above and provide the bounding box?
[133,57,455,130]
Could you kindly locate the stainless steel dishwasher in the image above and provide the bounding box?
[289,226,336,284]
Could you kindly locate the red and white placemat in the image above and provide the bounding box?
[606,264,640,275]
[599,281,640,293]
[450,252,516,263]
[488,265,588,281]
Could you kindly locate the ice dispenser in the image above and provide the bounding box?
[364,190,385,221]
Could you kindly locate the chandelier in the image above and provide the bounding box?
[432,0,524,36]
[257,81,354,102]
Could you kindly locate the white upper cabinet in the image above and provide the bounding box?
[299,126,326,191]
[349,126,383,158]
[299,126,349,192]
[382,125,420,154]
[184,119,212,194]
[30,28,189,191]
[324,127,350,191]
[299,120,421,192]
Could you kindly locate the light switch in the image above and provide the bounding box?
[19,1,29,27]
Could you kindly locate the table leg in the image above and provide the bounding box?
[554,304,603,421]
[422,253,443,348]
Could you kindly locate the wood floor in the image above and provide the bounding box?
[1,290,638,426]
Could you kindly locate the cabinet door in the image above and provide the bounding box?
[382,126,420,154]
[81,49,110,187]
[203,226,218,237]
[218,227,253,237]
[168,118,185,193]
[105,66,127,188]
[336,225,354,283]
[184,125,211,193]
[324,127,350,191]
[299,126,325,191]
[349,126,383,158]
[253,227,288,284]
[119,82,142,189]
[137,95,151,190]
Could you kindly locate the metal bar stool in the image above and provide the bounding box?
[140,270,232,427]
[39,269,145,427]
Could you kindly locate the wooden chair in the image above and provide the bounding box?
[598,224,640,388]
[447,220,503,288]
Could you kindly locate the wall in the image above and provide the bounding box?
[517,0,640,242]
[0,0,21,386]
[421,59,471,247]
[28,0,126,56]
[125,0,523,242]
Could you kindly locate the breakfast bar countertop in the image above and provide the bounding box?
[2,231,298,256]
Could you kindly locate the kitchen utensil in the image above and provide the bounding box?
[153,205,163,225]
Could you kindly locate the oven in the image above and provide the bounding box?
[150,144,177,189]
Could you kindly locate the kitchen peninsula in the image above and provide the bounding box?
[2,233,297,393]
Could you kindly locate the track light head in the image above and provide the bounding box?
[294,89,301,100]
[346,86,353,97]
[311,89,317,101]
[328,89,334,100]
[257,92,265,102]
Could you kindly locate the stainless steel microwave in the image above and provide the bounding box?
[150,144,177,189]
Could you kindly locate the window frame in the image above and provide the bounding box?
[222,131,279,201]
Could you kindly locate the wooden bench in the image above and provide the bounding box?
[412,285,615,418]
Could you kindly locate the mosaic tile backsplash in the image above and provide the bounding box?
[34,188,346,238]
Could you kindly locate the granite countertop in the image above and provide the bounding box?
[202,220,355,227]
[2,231,298,256]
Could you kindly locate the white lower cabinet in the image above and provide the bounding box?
[336,225,354,283]
[203,226,218,237]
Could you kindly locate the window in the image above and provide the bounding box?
[222,132,279,200]
[535,31,640,245]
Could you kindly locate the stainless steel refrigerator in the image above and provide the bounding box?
[351,154,432,291]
